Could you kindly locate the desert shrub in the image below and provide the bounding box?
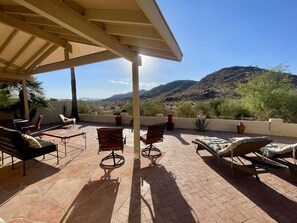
[208,98,225,117]
[219,100,251,119]
[193,101,211,117]
[78,101,103,114]
[123,102,133,115]
[141,102,167,116]
[175,102,195,118]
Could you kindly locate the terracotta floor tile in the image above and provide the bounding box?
[1,123,297,222]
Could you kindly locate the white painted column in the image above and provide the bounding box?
[22,80,29,120]
[132,56,142,159]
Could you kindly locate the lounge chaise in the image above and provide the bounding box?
[58,114,76,127]
[259,143,296,165]
[192,136,273,180]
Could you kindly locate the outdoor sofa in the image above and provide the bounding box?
[0,126,58,175]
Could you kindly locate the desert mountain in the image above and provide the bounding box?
[102,66,297,102]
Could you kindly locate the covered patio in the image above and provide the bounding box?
[1,1,297,222]
[0,123,297,222]
[0,0,182,159]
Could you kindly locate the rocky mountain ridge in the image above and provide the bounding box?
[98,66,297,102]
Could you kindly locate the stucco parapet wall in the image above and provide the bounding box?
[48,110,296,138]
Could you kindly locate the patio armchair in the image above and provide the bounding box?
[59,114,76,126]
[140,123,165,162]
[21,115,43,135]
[97,127,126,169]
[192,136,273,180]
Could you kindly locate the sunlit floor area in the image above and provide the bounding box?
[0,122,297,223]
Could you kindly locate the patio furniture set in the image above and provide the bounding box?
[0,114,85,175]
[0,114,296,180]
[192,135,297,181]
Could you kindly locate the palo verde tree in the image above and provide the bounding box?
[236,65,297,122]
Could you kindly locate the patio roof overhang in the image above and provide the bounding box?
[0,0,183,159]
[0,0,183,84]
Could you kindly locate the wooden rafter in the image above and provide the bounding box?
[85,9,151,26]
[0,69,33,81]
[5,36,36,70]
[15,0,138,62]
[0,12,72,52]
[19,42,51,72]
[0,29,18,54]
[32,51,120,74]
[27,44,58,74]
[105,24,162,40]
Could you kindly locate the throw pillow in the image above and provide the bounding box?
[22,134,42,148]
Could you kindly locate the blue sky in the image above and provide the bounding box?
[36,0,297,99]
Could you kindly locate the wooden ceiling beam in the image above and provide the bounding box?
[15,0,138,62]
[5,36,36,70]
[105,24,162,40]
[120,36,169,51]
[131,46,176,61]
[32,51,120,74]
[0,12,72,52]
[135,0,183,61]
[85,9,151,26]
[0,69,34,81]
[27,44,59,74]
[19,42,51,72]
[0,29,18,54]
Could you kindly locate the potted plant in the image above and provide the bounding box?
[114,111,122,125]
[165,114,175,130]
[237,122,245,134]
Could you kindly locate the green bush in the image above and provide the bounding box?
[219,100,251,119]
[193,101,211,117]
[175,102,195,118]
[140,102,166,116]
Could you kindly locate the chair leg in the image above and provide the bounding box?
[56,149,59,164]
[11,156,14,169]
[141,144,162,161]
[100,150,125,169]
[23,161,26,176]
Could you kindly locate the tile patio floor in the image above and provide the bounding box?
[0,122,297,223]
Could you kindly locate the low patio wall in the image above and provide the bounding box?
[79,114,296,138]
[6,101,297,138]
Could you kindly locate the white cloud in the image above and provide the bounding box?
[139,82,158,89]
[109,80,130,85]
[109,79,159,90]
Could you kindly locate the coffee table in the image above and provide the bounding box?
[41,129,86,155]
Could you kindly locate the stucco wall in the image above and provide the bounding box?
[3,102,297,138]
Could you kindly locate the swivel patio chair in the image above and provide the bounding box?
[21,115,43,136]
[140,123,165,161]
[192,136,273,180]
[97,127,126,169]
